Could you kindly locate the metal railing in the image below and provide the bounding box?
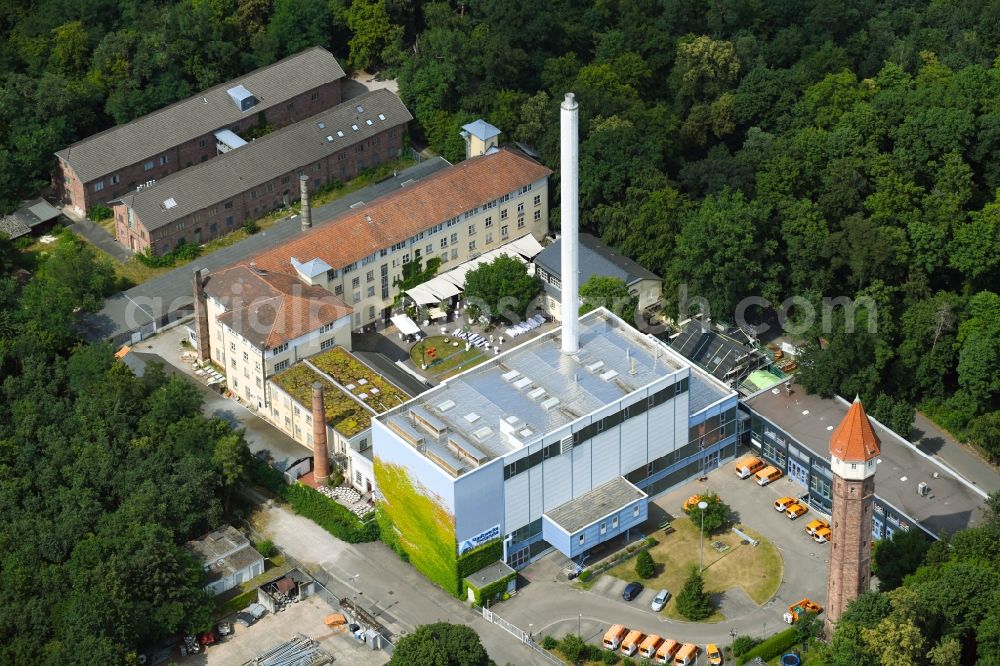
[474,605,563,665]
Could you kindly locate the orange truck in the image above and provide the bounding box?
[621,630,645,657]
[655,639,680,664]
[673,643,699,666]
[734,455,765,479]
[603,625,628,650]
[783,598,823,624]
[639,635,663,659]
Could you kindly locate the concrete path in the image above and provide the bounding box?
[79,157,451,344]
[911,412,1000,494]
[69,217,132,263]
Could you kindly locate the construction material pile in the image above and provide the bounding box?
[243,634,332,666]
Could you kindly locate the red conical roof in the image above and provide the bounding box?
[829,396,881,462]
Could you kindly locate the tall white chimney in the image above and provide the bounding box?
[560,92,580,354]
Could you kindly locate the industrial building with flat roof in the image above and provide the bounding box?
[742,382,987,539]
[55,47,346,216]
[373,308,739,569]
[113,88,412,255]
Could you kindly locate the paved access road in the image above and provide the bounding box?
[68,217,133,263]
[257,503,552,666]
[911,411,1000,494]
[79,157,451,344]
[495,467,830,649]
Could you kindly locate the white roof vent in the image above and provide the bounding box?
[501,369,521,382]
[527,387,546,400]
[600,369,619,381]
[586,360,605,373]
[541,397,561,411]
[463,412,480,423]
[437,399,456,412]
[226,85,258,112]
[163,197,177,209]
[473,426,493,440]
[512,377,532,390]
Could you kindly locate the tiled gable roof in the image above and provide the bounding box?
[252,149,552,275]
[56,47,346,182]
[204,264,351,349]
[830,397,882,462]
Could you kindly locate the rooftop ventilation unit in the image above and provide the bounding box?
[410,406,447,437]
[541,397,561,411]
[502,369,521,382]
[600,369,619,381]
[437,399,456,412]
[448,434,489,464]
[512,377,532,390]
[472,426,493,441]
[226,85,258,112]
[463,412,480,423]
[527,387,546,400]
[586,360,605,373]
[388,416,424,447]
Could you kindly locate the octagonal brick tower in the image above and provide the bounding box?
[825,396,881,634]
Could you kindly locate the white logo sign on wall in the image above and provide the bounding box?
[459,525,501,555]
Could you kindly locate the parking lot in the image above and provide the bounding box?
[190,595,388,665]
[497,459,831,651]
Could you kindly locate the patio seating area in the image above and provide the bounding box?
[316,484,374,518]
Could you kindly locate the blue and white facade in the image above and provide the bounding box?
[373,309,739,569]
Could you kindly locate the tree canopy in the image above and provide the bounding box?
[0,234,251,663]
[578,274,638,323]
[388,622,495,666]
[462,254,540,322]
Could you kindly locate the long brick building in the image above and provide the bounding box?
[112,89,412,255]
[54,47,346,216]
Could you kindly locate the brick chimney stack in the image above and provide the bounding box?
[311,381,330,485]
[192,268,211,364]
[300,174,312,231]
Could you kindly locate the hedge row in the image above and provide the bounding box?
[457,539,504,580]
[737,627,798,664]
[283,484,378,544]
[246,458,378,544]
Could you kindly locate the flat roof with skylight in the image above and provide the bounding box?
[379,309,732,477]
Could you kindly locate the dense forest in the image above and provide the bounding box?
[3,0,1000,458]
[0,234,252,663]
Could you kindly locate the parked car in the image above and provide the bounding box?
[786,503,808,520]
[651,588,671,612]
[774,496,797,512]
[813,526,832,543]
[623,582,644,601]
[755,466,783,486]
[707,642,724,665]
[805,519,829,536]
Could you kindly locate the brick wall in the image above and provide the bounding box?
[119,122,405,256]
[56,79,342,215]
[825,474,874,630]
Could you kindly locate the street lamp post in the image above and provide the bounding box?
[349,573,360,617]
[578,613,582,638]
[698,500,709,572]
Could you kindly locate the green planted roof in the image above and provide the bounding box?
[271,347,410,437]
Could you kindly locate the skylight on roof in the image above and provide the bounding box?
[356,105,364,113]
[378,113,386,121]
[326,135,334,142]
[337,130,344,137]
[317,122,326,129]
[351,124,359,131]
[163,197,177,209]
[366,119,373,126]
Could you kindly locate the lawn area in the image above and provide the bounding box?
[411,335,489,379]
[606,516,782,623]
